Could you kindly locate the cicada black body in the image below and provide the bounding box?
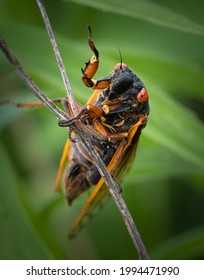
[62,62,150,206]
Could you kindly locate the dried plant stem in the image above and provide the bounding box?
[0,0,150,260]
[36,0,78,117]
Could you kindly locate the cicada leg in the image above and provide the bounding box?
[81,25,111,89]
[0,98,64,108]
[58,91,106,130]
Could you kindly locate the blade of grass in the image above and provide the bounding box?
[65,0,204,36]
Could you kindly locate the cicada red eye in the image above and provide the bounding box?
[137,88,148,103]
[114,63,127,70]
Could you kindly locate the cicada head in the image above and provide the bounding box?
[107,64,150,117]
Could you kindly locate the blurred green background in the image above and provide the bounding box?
[0,0,204,260]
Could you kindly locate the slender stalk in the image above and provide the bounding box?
[0,0,150,259]
[36,0,78,117]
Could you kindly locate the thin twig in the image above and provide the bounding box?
[36,0,78,117]
[0,0,150,259]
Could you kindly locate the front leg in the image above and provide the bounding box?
[82,25,111,89]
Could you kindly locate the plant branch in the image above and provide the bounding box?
[36,0,78,117]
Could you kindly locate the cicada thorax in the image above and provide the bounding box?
[65,64,149,205]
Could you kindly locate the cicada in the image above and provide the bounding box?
[0,26,149,238]
[56,26,150,237]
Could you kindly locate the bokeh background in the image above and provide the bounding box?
[0,0,204,260]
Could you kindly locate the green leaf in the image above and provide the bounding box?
[65,0,204,36]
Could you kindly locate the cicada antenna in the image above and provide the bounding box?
[117,46,123,69]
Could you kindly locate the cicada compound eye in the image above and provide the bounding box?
[137,88,148,103]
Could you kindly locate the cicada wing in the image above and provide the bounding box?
[68,140,128,237]
[55,139,71,192]
[68,116,148,237]
[115,118,146,178]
